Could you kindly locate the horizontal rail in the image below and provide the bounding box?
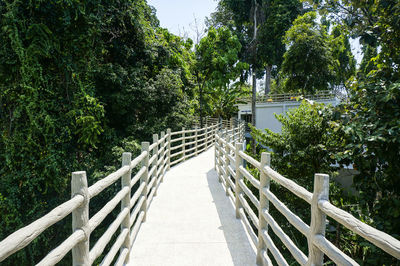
[170,144,183,151]
[239,151,261,169]
[313,234,357,265]
[263,166,312,204]
[238,179,260,210]
[131,166,146,188]
[170,150,184,158]
[89,207,130,264]
[239,193,259,227]
[100,228,129,266]
[130,211,145,247]
[148,165,156,178]
[149,142,158,151]
[149,154,157,165]
[262,209,308,265]
[130,183,146,207]
[239,165,260,189]
[130,151,147,169]
[115,247,129,266]
[238,208,258,246]
[261,229,289,266]
[36,229,85,266]
[171,156,185,166]
[89,186,130,232]
[318,199,400,259]
[130,197,146,227]
[264,189,310,236]
[89,166,129,199]
[171,137,184,143]
[0,194,84,262]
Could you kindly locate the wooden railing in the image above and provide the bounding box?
[0,122,226,265]
[238,90,336,104]
[215,133,400,266]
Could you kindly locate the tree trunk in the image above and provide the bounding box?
[251,71,257,154]
[199,86,204,128]
[251,0,258,155]
[265,64,271,95]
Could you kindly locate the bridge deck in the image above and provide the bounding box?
[128,147,256,266]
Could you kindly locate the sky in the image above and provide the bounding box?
[147,0,218,42]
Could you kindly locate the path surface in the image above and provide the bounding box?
[128,147,256,266]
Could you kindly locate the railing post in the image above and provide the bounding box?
[257,152,271,265]
[205,124,208,150]
[160,131,165,182]
[308,174,329,266]
[182,127,186,161]
[153,134,159,195]
[121,152,132,263]
[218,132,223,183]
[235,143,243,218]
[230,117,234,129]
[167,129,171,170]
[224,132,230,196]
[214,132,218,170]
[195,126,198,156]
[141,142,150,222]
[71,171,89,266]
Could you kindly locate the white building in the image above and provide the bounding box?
[237,91,339,133]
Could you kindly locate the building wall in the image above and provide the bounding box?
[238,98,339,133]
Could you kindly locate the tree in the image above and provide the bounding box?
[195,26,248,121]
[280,12,335,94]
[0,1,197,264]
[250,101,354,263]
[257,0,302,95]
[329,25,356,94]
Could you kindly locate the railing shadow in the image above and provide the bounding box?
[206,169,257,266]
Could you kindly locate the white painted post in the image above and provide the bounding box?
[182,127,186,161]
[121,152,132,263]
[160,132,165,182]
[195,126,198,156]
[71,171,89,266]
[205,124,208,150]
[224,133,231,196]
[167,129,171,170]
[141,142,150,222]
[308,174,329,266]
[153,134,159,195]
[217,133,223,183]
[257,152,271,265]
[214,132,218,170]
[235,143,243,218]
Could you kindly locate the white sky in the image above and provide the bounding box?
[147,0,218,42]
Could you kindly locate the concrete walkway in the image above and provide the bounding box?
[128,147,256,266]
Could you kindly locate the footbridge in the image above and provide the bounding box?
[0,119,399,265]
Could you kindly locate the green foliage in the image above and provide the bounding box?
[257,0,302,69]
[329,25,356,93]
[280,12,335,94]
[331,81,400,264]
[251,101,341,190]
[0,0,196,264]
[195,26,249,119]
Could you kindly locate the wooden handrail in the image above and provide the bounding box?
[0,119,230,265]
[215,127,400,266]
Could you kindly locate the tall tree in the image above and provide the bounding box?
[195,26,248,120]
[330,25,356,94]
[280,12,335,94]
[257,0,302,95]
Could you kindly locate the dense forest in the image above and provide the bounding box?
[0,0,399,265]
